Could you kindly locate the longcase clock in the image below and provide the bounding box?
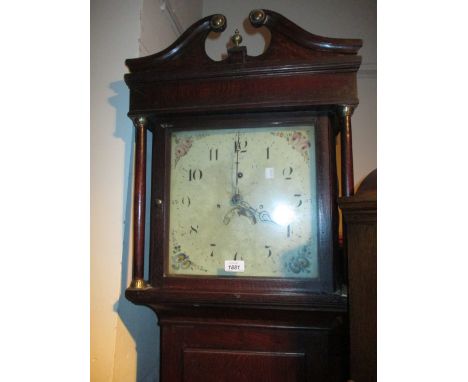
[124,9,362,382]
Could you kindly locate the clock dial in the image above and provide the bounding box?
[168,125,318,278]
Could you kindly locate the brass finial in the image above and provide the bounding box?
[210,14,226,31]
[249,9,266,26]
[231,29,243,47]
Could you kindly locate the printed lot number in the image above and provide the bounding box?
[224,260,245,272]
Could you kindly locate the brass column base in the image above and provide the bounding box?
[129,278,150,289]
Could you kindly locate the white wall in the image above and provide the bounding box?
[140,0,203,56]
[202,0,377,185]
[91,0,143,380]
[111,2,203,381]
[91,1,202,381]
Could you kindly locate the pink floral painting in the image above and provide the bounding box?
[273,131,311,161]
[174,137,193,166]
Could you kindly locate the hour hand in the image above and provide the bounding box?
[239,200,275,225]
[257,209,275,224]
[223,199,275,225]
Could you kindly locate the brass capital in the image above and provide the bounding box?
[133,116,148,129]
[340,105,355,117]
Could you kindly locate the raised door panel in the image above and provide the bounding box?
[160,320,345,382]
[347,222,377,382]
[183,349,305,382]
[339,169,377,382]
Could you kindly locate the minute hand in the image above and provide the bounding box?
[235,133,240,195]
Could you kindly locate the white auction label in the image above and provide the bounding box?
[224,260,245,272]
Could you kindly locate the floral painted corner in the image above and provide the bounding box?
[285,240,314,275]
[173,137,193,167]
[171,240,207,273]
[272,130,311,161]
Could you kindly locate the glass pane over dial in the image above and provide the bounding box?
[168,125,318,278]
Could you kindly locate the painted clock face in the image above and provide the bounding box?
[168,125,318,278]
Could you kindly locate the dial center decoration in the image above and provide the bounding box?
[168,125,319,278]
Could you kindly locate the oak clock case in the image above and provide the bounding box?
[125,9,362,382]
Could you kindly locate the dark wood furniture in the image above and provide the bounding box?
[339,170,377,382]
[124,9,363,381]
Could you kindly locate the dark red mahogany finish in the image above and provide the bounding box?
[132,118,147,284]
[339,170,377,382]
[124,10,362,381]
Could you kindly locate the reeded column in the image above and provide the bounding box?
[339,105,355,197]
[129,116,149,289]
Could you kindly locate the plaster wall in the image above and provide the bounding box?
[91,1,202,381]
[140,0,203,57]
[91,1,143,380]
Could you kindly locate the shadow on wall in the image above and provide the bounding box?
[109,80,160,382]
